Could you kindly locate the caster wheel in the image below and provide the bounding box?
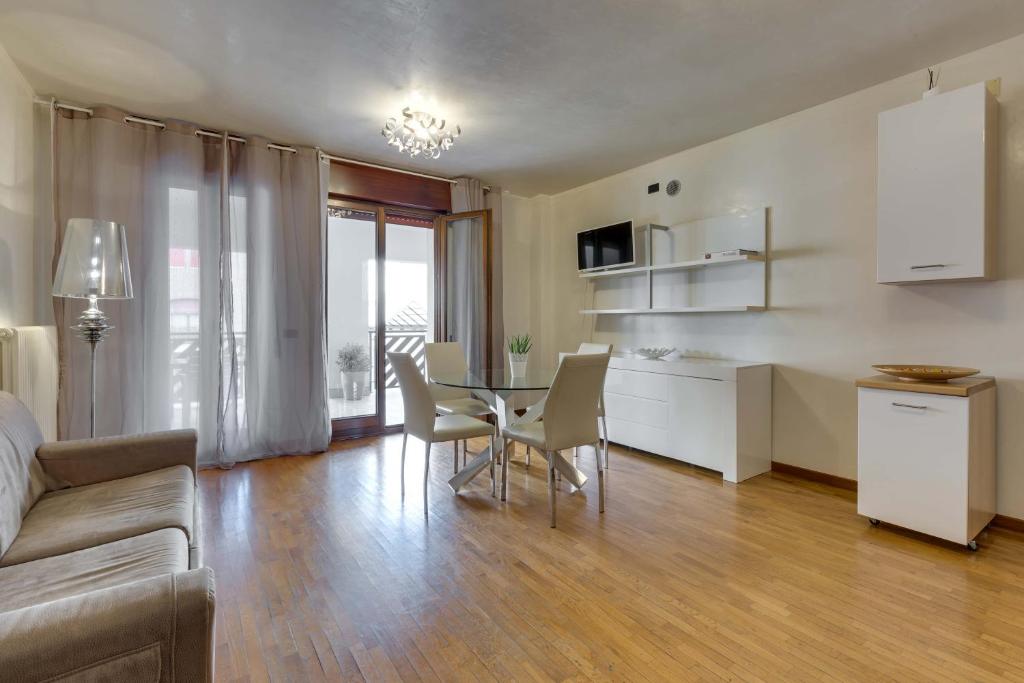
[967,540,978,551]
[869,518,880,526]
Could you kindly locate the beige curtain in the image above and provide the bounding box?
[450,178,504,370]
[51,107,330,465]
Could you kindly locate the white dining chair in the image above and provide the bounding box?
[425,342,494,470]
[577,342,612,468]
[390,352,497,513]
[501,353,610,527]
[527,342,613,473]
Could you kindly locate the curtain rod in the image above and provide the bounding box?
[34,96,491,190]
[318,152,456,185]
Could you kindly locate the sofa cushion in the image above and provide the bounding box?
[0,392,47,559]
[0,465,194,567]
[0,528,189,613]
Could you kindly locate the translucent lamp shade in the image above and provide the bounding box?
[52,218,134,299]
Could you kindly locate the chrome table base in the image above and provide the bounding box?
[446,390,588,495]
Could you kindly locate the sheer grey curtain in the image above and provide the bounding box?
[450,177,503,370]
[51,107,330,466]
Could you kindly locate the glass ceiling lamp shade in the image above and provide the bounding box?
[52,218,134,437]
[381,107,461,159]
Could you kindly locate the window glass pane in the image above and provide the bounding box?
[169,187,200,428]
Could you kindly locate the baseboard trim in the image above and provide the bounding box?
[770,461,857,491]
[771,462,1024,533]
[993,514,1024,533]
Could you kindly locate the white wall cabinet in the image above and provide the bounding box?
[603,354,771,483]
[876,81,998,284]
[856,376,996,548]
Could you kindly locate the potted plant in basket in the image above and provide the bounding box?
[507,334,532,378]
[337,343,372,400]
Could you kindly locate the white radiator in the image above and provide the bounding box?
[0,326,58,441]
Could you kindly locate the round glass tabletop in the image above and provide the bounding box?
[431,368,556,391]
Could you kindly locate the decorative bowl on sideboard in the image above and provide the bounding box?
[871,364,980,383]
[633,347,676,360]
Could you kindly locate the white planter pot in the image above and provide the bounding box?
[509,353,528,378]
[341,370,371,400]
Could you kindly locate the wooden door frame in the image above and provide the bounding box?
[326,196,442,439]
[436,209,493,368]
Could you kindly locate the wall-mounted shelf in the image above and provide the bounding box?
[581,253,764,279]
[580,305,765,315]
[579,209,769,315]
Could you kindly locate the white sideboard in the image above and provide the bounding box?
[856,375,996,549]
[602,354,772,482]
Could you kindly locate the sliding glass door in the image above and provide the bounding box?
[326,204,379,431]
[326,199,440,436]
[384,212,436,427]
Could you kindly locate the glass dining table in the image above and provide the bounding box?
[430,368,589,497]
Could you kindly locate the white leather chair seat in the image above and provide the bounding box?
[435,397,491,417]
[433,415,495,441]
[501,422,547,450]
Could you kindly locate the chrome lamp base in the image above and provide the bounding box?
[71,295,113,438]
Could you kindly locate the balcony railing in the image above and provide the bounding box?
[368,329,427,389]
[170,331,247,429]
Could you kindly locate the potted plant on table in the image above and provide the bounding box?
[507,334,532,378]
[337,343,372,400]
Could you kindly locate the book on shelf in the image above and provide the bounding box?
[703,249,759,259]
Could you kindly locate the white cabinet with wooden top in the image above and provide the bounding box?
[856,375,996,549]
[603,354,772,483]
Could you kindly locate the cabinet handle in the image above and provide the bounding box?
[910,264,947,270]
[892,401,928,410]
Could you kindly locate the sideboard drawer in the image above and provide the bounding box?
[603,392,669,428]
[605,416,668,457]
[605,368,668,401]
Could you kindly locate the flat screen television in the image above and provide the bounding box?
[577,221,635,272]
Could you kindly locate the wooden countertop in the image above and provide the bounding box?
[855,375,995,397]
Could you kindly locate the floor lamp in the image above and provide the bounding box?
[52,218,133,438]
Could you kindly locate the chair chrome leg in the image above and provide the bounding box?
[453,439,459,474]
[600,415,609,469]
[463,439,468,467]
[423,441,431,515]
[501,438,510,501]
[489,433,497,498]
[526,446,531,468]
[594,442,605,513]
[547,452,557,528]
[400,433,408,497]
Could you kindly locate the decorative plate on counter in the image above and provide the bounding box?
[872,364,980,383]
[633,347,676,360]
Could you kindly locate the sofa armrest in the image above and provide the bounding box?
[0,567,215,682]
[37,429,198,488]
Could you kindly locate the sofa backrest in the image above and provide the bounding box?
[0,391,46,558]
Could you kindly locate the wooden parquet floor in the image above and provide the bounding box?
[199,435,1024,682]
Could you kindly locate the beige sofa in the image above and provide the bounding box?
[0,391,214,682]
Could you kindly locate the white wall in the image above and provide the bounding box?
[0,41,34,327]
[503,32,1024,519]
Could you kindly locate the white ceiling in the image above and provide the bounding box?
[3,1,1024,196]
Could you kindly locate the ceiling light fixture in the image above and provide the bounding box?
[381,107,460,159]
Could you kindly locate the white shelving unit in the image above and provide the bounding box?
[580,253,765,279]
[580,305,764,315]
[579,209,768,315]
